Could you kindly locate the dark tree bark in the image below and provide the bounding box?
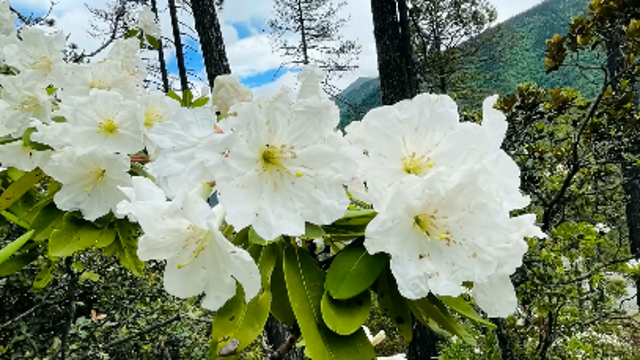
[167,0,189,92]
[371,0,413,105]
[397,0,418,98]
[150,0,170,93]
[191,0,231,87]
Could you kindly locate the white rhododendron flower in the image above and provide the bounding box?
[204,87,357,240]
[45,147,132,221]
[56,90,143,154]
[58,61,140,98]
[345,94,473,198]
[138,90,180,154]
[0,0,16,37]
[0,140,50,172]
[146,107,219,198]
[212,75,253,116]
[116,177,261,311]
[137,5,160,38]
[3,26,65,80]
[0,72,52,136]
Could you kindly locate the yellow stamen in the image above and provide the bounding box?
[90,80,111,90]
[402,153,432,176]
[99,119,119,135]
[295,171,304,178]
[143,108,162,128]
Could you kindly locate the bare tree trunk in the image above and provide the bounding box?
[167,0,189,92]
[371,0,411,105]
[150,0,170,93]
[191,0,231,88]
[397,0,418,98]
[296,0,310,64]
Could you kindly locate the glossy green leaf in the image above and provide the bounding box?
[21,181,61,225]
[209,245,276,359]
[439,295,496,329]
[182,89,193,106]
[114,220,145,277]
[321,290,371,335]
[0,249,39,277]
[190,96,210,108]
[270,254,296,326]
[0,168,44,214]
[125,29,139,38]
[283,245,376,360]
[305,223,325,239]
[326,241,388,299]
[167,89,182,103]
[49,214,116,257]
[145,34,160,49]
[30,204,64,242]
[408,294,476,345]
[33,262,54,289]
[376,267,412,342]
[0,230,34,266]
[333,209,377,226]
[79,271,100,283]
[249,227,269,245]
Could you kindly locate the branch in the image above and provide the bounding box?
[60,259,79,360]
[542,70,609,231]
[269,323,300,360]
[556,255,636,286]
[0,284,62,329]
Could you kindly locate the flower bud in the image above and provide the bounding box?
[212,75,253,116]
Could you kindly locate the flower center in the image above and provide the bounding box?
[17,96,42,113]
[143,108,162,128]
[402,152,434,176]
[414,213,452,246]
[177,225,212,269]
[99,119,119,135]
[30,56,52,72]
[90,80,111,90]
[84,168,107,192]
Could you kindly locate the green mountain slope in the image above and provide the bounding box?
[337,0,594,129]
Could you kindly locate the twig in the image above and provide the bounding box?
[0,285,62,329]
[269,323,301,360]
[60,259,79,360]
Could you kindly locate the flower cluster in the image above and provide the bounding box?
[0,0,544,318]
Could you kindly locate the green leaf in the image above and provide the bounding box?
[49,214,117,257]
[182,89,193,106]
[0,230,34,266]
[46,87,57,95]
[33,262,54,289]
[190,96,210,108]
[283,245,376,360]
[305,223,325,239]
[209,245,276,359]
[439,295,496,329]
[270,253,296,326]
[249,227,269,245]
[0,168,44,214]
[333,210,377,226]
[125,29,140,38]
[321,290,371,335]
[408,294,476,345]
[145,34,160,49]
[167,89,182,103]
[375,267,412,342]
[30,204,64,242]
[113,220,145,277]
[79,271,100,283]
[326,240,388,300]
[0,249,39,277]
[21,181,61,225]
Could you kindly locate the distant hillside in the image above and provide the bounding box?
[336,0,594,129]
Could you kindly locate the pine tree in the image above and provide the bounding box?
[268,0,361,80]
[410,0,501,94]
[188,0,231,87]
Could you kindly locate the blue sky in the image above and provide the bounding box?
[10,0,544,94]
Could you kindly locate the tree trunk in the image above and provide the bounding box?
[167,0,189,92]
[370,0,410,105]
[397,0,418,98]
[265,316,303,360]
[493,318,517,360]
[190,0,231,88]
[407,317,439,360]
[296,0,310,64]
[150,0,169,93]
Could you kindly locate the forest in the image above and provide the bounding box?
[1,0,640,359]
